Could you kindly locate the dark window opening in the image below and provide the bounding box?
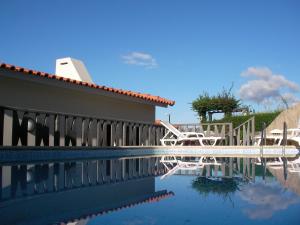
[135,127,140,145]
[106,124,111,146]
[0,109,3,146]
[126,126,130,146]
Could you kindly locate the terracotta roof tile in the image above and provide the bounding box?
[0,62,175,106]
[154,120,162,125]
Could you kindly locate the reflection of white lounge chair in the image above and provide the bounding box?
[288,157,300,173]
[255,157,300,172]
[254,157,284,166]
[159,121,222,146]
[160,156,205,179]
[160,156,221,179]
[199,156,222,166]
[161,156,205,170]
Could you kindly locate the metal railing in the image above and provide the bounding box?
[175,122,233,145]
[0,106,165,147]
[233,117,255,146]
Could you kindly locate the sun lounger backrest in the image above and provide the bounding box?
[160,121,183,137]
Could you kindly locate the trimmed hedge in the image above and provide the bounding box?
[212,111,281,132]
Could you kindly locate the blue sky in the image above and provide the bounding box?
[0,0,299,123]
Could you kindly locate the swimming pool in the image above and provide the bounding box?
[0,155,299,225]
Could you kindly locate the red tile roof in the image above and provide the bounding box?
[0,62,175,106]
[154,120,162,125]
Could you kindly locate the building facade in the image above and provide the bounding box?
[0,61,174,147]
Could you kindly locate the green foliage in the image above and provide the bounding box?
[191,92,211,121]
[216,87,241,116]
[212,111,281,131]
[192,86,240,121]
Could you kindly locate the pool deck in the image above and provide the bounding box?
[0,145,299,163]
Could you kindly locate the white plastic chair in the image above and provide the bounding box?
[159,121,222,146]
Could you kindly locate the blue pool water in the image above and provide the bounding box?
[91,176,300,225]
[0,156,300,225]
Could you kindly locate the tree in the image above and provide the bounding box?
[192,86,240,121]
[217,87,240,117]
[191,92,211,121]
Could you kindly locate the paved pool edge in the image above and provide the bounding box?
[0,146,299,163]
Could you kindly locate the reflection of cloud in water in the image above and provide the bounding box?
[123,216,157,225]
[239,182,300,219]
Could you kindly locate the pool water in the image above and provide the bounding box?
[1,156,300,225]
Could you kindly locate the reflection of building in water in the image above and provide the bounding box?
[0,157,171,225]
[59,190,174,225]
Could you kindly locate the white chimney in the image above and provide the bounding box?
[55,57,94,83]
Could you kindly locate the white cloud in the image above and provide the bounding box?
[241,67,273,79]
[122,52,158,68]
[239,67,300,107]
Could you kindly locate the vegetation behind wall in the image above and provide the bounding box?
[212,111,281,131]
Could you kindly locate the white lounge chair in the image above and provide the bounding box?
[254,128,300,146]
[278,119,300,146]
[254,129,283,146]
[286,129,300,146]
[159,121,222,146]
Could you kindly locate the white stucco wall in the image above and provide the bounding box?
[0,70,156,123]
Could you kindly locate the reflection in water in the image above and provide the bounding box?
[239,182,299,219]
[1,157,165,201]
[161,156,300,220]
[0,157,172,225]
[268,165,300,196]
[163,157,257,181]
[192,177,244,198]
[1,155,300,224]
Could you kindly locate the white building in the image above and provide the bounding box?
[0,58,174,147]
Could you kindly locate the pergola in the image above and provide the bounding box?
[207,107,250,121]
